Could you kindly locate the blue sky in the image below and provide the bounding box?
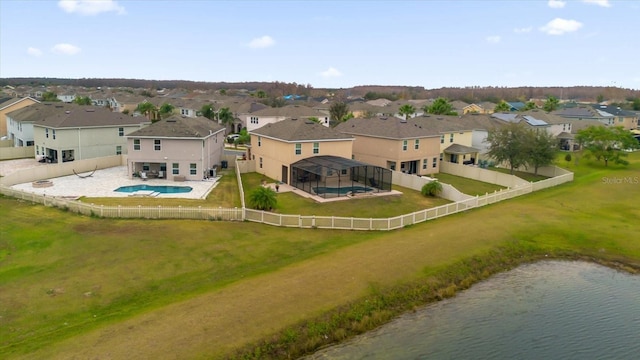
[1,0,639,89]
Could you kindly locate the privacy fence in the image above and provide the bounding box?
[0,158,573,230]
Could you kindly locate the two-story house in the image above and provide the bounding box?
[126,115,225,181]
[0,97,39,137]
[242,105,331,132]
[6,102,69,148]
[32,106,150,163]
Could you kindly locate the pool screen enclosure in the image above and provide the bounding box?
[290,155,392,198]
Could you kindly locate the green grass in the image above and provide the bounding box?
[430,172,505,195]
[490,167,549,182]
[241,172,450,217]
[1,151,639,359]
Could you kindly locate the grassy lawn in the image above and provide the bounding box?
[490,167,549,182]
[241,172,450,217]
[1,151,639,359]
[430,172,505,195]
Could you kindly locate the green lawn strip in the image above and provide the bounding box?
[489,167,549,182]
[430,172,505,195]
[2,152,638,359]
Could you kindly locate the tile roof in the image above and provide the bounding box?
[31,104,150,128]
[250,118,353,142]
[127,115,224,138]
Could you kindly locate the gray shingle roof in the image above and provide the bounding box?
[250,118,352,142]
[32,105,149,128]
[127,115,224,138]
[249,104,327,118]
[336,114,504,140]
[6,102,70,122]
[444,143,480,154]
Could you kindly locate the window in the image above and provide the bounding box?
[449,133,454,143]
[388,161,396,171]
[295,143,302,155]
[190,163,197,175]
[250,116,259,124]
[26,141,34,146]
[116,145,122,155]
[313,142,319,154]
[341,169,347,175]
[143,162,150,171]
[154,139,161,151]
[258,136,261,146]
[259,157,263,169]
[440,135,444,144]
[433,157,437,168]
[52,130,56,140]
[45,128,49,138]
[423,159,428,170]
[402,140,408,151]
[118,127,124,136]
[172,163,179,175]
[133,139,140,150]
[414,139,420,150]
[36,145,39,155]
[440,153,444,161]
[160,164,167,172]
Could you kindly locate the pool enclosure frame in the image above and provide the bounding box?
[290,155,392,198]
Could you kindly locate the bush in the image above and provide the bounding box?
[421,181,442,197]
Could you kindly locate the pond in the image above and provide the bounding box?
[305,261,640,359]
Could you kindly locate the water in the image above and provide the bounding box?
[306,261,640,360]
[313,186,373,195]
[114,185,193,193]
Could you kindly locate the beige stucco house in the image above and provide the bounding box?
[32,106,150,163]
[250,118,354,183]
[126,115,225,181]
[335,116,442,175]
[0,97,39,137]
[242,105,331,132]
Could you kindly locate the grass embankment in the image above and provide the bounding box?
[430,172,505,195]
[1,152,639,359]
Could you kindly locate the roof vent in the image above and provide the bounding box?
[380,117,387,120]
[65,110,71,114]
[292,118,298,121]
[85,108,94,112]
[167,119,176,122]
[437,117,443,120]
[400,118,407,123]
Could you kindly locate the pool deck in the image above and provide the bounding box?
[10,166,221,199]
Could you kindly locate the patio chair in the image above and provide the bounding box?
[158,171,164,178]
[140,171,148,181]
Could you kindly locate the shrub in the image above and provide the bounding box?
[421,181,442,197]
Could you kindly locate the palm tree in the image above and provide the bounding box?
[159,103,175,119]
[398,104,416,120]
[136,102,158,121]
[329,101,349,127]
[423,97,456,115]
[421,181,443,197]
[543,96,560,112]
[218,107,235,133]
[248,186,277,210]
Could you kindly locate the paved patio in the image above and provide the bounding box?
[9,165,221,199]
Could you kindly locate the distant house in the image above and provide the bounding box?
[57,93,76,103]
[507,102,526,111]
[592,105,638,130]
[32,105,151,163]
[126,115,225,181]
[0,97,39,137]
[249,118,396,198]
[242,105,330,132]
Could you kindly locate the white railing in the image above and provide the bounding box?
[1,164,574,230]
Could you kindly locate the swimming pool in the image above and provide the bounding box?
[313,186,373,195]
[115,185,193,194]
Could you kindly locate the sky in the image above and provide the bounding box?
[1,0,639,90]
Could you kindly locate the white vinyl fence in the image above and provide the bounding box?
[0,157,573,230]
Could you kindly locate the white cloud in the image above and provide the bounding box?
[51,43,81,55]
[548,0,566,8]
[486,35,501,44]
[540,18,583,35]
[247,35,275,49]
[320,67,342,78]
[514,27,533,34]
[582,0,611,7]
[27,47,43,57]
[58,0,125,16]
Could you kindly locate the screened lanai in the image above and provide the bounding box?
[290,155,392,198]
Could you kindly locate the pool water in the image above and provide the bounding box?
[313,186,373,195]
[115,185,193,194]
